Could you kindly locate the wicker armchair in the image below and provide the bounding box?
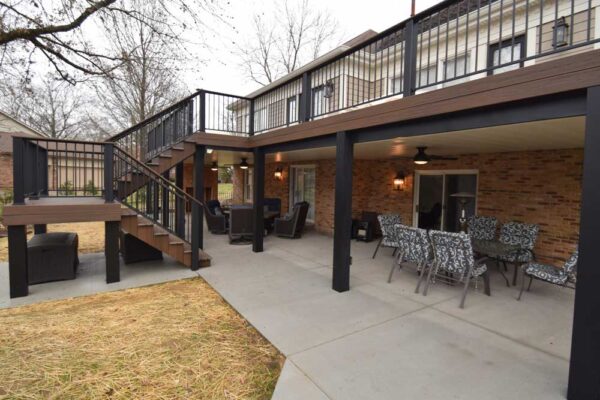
[274,202,309,238]
[204,200,228,234]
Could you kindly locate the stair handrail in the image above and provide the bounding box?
[112,145,204,209]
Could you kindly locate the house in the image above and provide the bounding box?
[4,0,600,397]
[0,111,47,194]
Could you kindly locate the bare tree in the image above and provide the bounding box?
[0,75,87,139]
[90,0,188,132]
[0,0,229,83]
[238,0,339,86]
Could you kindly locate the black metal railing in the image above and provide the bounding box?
[13,137,105,201]
[112,146,205,269]
[13,137,205,269]
[107,0,599,153]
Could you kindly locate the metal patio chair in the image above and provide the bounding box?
[467,215,498,240]
[372,214,402,259]
[497,222,540,285]
[387,224,432,294]
[424,230,490,309]
[518,250,578,300]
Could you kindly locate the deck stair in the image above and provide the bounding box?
[120,208,210,268]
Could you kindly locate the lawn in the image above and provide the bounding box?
[0,278,284,399]
[0,222,105,261]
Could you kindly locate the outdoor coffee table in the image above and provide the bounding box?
[472,239,522,287]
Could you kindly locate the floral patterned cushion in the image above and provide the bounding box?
[467,216,498,241]
[524,263,568,285]
[378,214,402,247]
[498,222,540,263]
[429,231,486,278]
[523,250,578,285]
[393,224,430,265]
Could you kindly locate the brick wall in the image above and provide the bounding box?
[260,148,582,262]
[183,163,218,202]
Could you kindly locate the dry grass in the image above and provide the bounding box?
[0,278,284,399]
[0,222,105,261]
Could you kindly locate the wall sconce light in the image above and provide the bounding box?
[206,148,214,154]
[240,158,249,170]
[324,80,335,99]
[553,16,569,48]
[210,161,218,171]
[274,166,283,180]
[394,172,405,191]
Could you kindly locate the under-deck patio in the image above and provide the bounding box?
[201,231,574,399]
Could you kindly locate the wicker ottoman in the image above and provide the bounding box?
[27,232,79,285]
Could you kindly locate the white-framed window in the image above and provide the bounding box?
[417,65,437,88]
[443,53,471,85]
[243,168,253,203]
[390,76,403,94]
[312,86,326,116]
[254,107,266,132]
[287,96,298,124]
[489,35,526,75]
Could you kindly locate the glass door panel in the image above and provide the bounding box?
[290,166,315,223]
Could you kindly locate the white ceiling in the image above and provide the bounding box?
[199,116,585,166]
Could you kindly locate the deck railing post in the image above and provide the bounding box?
[187,99,194,136]
[299,72,312,122]
[103,143,114,202]
[199,90,206,132]
[12,137,25,204]
[175,162,185,237]
[249,99,255,135]
[403,18,418,97]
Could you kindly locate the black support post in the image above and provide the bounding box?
[104,143,114,202]
[191,145,205,270]
[105,221,120,283]
[8,225,28,298]
[568,86,600,399]
[252,147,265,253]
[332,131,353,293]
[402,19,418,97]
[34,224,47,234]
[175,162,185,237]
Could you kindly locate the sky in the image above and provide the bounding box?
[191,0,442,96]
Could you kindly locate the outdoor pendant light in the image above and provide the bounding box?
[553,16,569,48]
[413,147,430,165]
[210,161,218,171]
[240,158,249,169]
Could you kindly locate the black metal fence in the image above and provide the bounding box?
[108,0,599,151]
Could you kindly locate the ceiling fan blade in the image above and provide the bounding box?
[429,155,458,160]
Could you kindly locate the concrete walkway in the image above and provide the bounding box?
[199,230,573,400]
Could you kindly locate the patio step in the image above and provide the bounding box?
[120,208,211,268]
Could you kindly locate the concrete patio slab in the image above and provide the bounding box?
[199,230,574,399]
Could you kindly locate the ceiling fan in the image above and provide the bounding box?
[397,146,458,165]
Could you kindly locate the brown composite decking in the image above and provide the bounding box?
[2,197,122,226]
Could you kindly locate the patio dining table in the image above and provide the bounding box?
[472,239,522,287]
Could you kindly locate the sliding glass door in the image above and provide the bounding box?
[290,165,315,223]
[413,170,478,232]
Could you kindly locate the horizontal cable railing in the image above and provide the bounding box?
[106,0,599,147]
